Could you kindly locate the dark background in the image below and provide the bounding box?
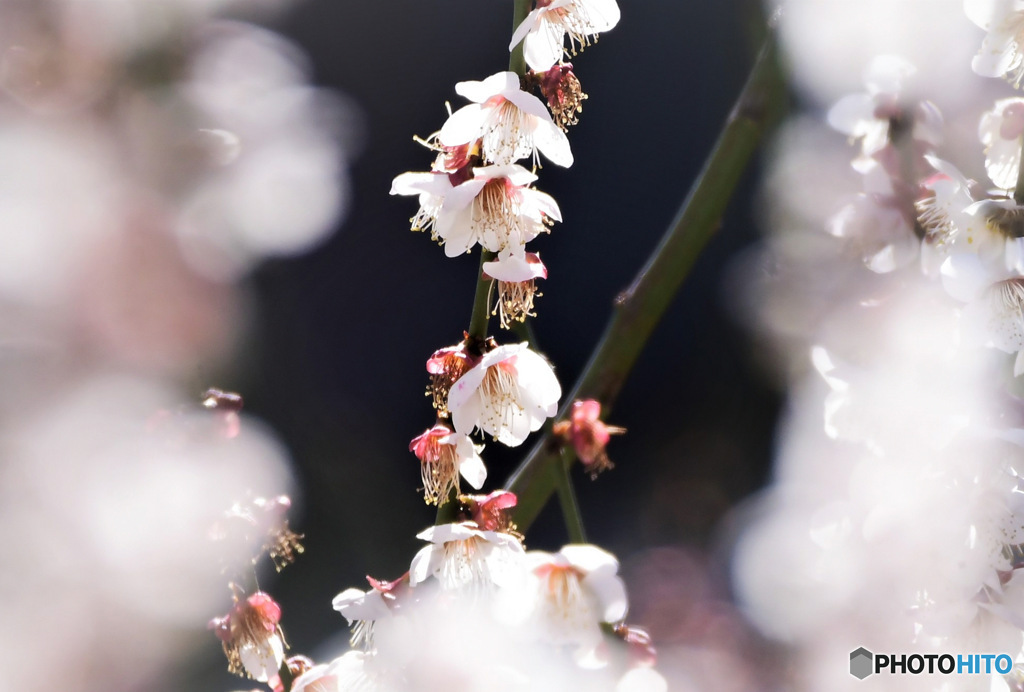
[188,0,781,686]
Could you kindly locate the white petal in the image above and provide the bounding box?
[456,439,487,489]
[561,544,619,573]
[826,93,876,137]
[523,20,566,72]
[531,117,574,168]
[503,87,557,121]
[965,0,1017,29]
[863,54,916,95]
[509,9,542,51]
[1015,350,1024,376]
[450,386,484,434]
[457,71,518,103]
[940,253,993,303]
[524,188,562,223]
[582,569,628,622]
[449,362,488,418]
[986,135,1021,190]
[582,0,621,31]
[239,636,284,683]
[617,668,668,692]
[973,32,1021,78]
[492,404,535,447]
[409,544,437,585]
[438,103,487,147]
[390,171,449,197]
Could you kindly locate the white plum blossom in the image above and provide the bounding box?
[448,342,561,447]
[967,0,1024,87]
[409,522,525,593]
[391,165,560,256]
[980,97,1024,190]
[517,545,628,659]
[333,579,396,649]
[484,251,548,328]
[509,0,621,72]
[439,165,560,256]
[438,71,573,168]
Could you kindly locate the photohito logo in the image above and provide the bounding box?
[849,647,1014,679]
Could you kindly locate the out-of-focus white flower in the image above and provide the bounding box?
[291,651,388,692]
[175,23,350,279]
[409,424,486,505]
[509,0,621,72]
[827,55,942,172]
[448,342,561,447]
[941,252,1024,373]
[960,198,1024,270]
[967,0,1024,86]
[917,156,978,274]
[439,71,573,168]
[826,193,919,273]
[980,98,1024,190]
[483,251,548,328]
[521,545,628,657]
[409,522,525,593]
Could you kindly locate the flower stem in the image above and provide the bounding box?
[277,658,295,692]
[466,250,495,342]
[555,450,587,543]
[506,31,787,532]
[508,0,531,78]
[1015,136,1024,205]
[436,0,534,524]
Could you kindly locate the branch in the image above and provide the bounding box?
[506,31,787,531]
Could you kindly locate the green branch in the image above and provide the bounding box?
[506,33,787,531]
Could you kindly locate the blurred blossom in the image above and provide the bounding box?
[773,0,983,109]
[0,2,353,690]
[0,374,293,690]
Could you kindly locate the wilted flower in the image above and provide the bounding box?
[438,71,573,168]
[458,490,519,533]
[209,586,286,682]
[553,399,624,477]
[409,424,486,505]
[536,64,588,131]
[447,341,561,447]
[510,0,621,72]
[426,342,477,418]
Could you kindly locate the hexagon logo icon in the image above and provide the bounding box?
[850,647,873,679]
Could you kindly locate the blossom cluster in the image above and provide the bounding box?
[206,1,669,690]
[735,2,1024,688]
